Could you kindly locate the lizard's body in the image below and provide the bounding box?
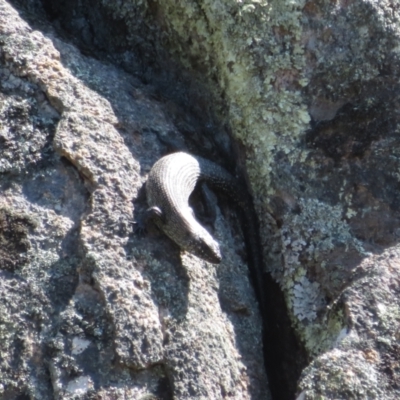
[145,152,241,263]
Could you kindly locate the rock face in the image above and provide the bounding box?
[1,0,400,399]
[0,1,269,399]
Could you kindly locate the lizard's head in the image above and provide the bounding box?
[189,228,222,264]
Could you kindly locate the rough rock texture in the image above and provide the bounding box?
[1,0,400,399]
[0,1,269,399]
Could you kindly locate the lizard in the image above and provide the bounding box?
[142,152,227,263]
[140,152,265,307]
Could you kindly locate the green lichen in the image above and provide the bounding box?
[156,0,309,198]
[301,308,345,356]
[100,0,309,197]
[280,198,366,355]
